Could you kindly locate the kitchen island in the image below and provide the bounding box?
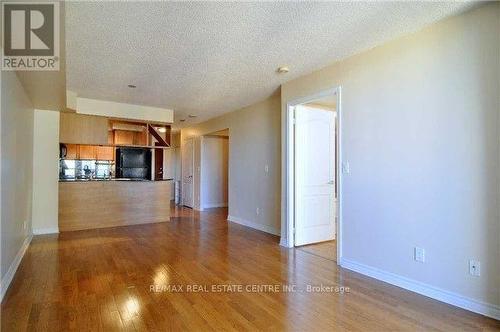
[59,179,172,231]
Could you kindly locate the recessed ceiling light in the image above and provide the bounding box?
[188,114,197,118]
[158,127,166,133]
[127,84,136,88]
[277,66,289,74]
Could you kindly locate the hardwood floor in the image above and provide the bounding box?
[2,205,499,331]
[297,240,336,262]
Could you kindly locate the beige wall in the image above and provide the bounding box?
[15,2,66,111]
[281,3,499,310]
[1,71,34,295]
[32,110,60,234]
[181,94,281,234]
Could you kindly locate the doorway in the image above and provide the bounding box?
[285,87,342,263]
[200,129,229,214]
[182,138,194,208]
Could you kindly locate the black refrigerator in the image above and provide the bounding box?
[115,148,152,180]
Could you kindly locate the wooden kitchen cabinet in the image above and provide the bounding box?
[113,130,135,145]
[96,146,114,161]
[107,130,114,144]
[133,130,147,145]
[79,145,96,159]
[59,180,172,231]
[60,113,108,145]
[113,129,147,146]
[64,144,78,159]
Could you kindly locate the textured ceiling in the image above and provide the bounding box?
[66,1,475,126]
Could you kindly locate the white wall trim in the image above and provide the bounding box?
[340,258,500,320]
[203,202,228,209]
[1,234,33,302]
[228,215,280,236]
[32,227,59,235]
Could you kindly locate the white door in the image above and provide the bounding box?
[295,105,336,246]
[183,139,194,208]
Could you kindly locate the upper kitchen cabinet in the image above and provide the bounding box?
[113,129,148,146]
[113,129,134,145]
[60,113,108,145]
[65,144,78,159]
[110,121,148,146]
[96,146,114,161]
[79,145,96,160]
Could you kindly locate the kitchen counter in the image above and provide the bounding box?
[59,178,174,182]
[59,179,172,231]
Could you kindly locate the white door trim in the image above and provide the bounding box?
[281,86,343,264]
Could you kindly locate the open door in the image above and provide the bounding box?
[295,105,336,246]
[182,139,194,208]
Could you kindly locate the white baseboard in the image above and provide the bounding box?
[33,227,59,235]
[227,215,280,236]
[203,202,228,209]
[1,234,33,302]
[340,258,500,320]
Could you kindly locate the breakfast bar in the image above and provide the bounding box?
[59,180,172,231]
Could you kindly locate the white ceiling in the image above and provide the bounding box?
[66,1,475,127]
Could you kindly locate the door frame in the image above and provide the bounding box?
[182,137,195,208]
[283,86,343,264]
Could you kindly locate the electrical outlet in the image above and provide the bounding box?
[469,260,480,276]
[342,161,350,174]
[414,247,425,263]
[256,207,260,215]
[23,220,27,230]
[264,165,269,173]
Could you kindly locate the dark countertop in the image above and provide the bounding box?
[59,178,174,183]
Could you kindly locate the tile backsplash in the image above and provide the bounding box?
[59,159,114,179]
